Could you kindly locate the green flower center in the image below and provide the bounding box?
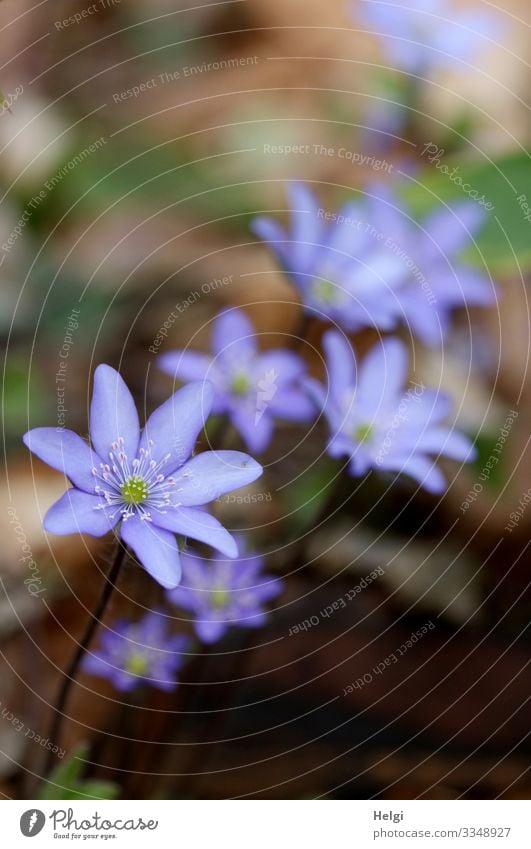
[121,475,149,505]
[210,587,230,608]
[354,422,374,443]
[231,373,250,395]
[313,278,338,304]
[125,652,149,676]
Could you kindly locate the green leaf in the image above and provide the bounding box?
[400,151,531,275]
[39,743,120,800]
[75,780,120,800]
[284,458,339,536]
[469,432,505,491]
[39,743,86,797]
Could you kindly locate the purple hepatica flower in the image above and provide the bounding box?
[83,611,189,692]
[251,183,402,333]
[251,182,494,345]
[362,97,409,151]
[375,183,495,345]
[157,308,314,453]
[167,542,284,644]
[356,0,500,76]
[304,330,476,494]
[23,366,263,589]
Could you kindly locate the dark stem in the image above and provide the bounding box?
[43,542,128,780]
[285,468,348,568]
[167,308,320,797]
[294,311,312,352]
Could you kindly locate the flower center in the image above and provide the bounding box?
[210,587,230,608]
[231,373,250,395]
[125,652,149,676]
[354,422,374,443]
[92,437,176,523]
[313,278,338,304]
[121,475,149,505]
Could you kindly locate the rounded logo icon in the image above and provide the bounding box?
[20,810,46,837]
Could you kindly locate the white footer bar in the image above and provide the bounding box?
[3,800,528,848]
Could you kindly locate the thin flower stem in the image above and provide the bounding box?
[43,542,128,780]
[294,311,312,352]
[284,471,346,574]
[168,310,326,796]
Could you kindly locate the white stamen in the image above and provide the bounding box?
[92,437,176,523]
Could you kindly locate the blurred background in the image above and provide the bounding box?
[1,0,530,799]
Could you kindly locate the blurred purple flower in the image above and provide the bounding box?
[23,366,263,589]
[83,611,189,692]
[356,0,500,75]
[251,182,494,345]
[167,542,284,644]
[158,308,314,453]
[304,330,476,494]
[252,183,401,333]
[362,96,409,150]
